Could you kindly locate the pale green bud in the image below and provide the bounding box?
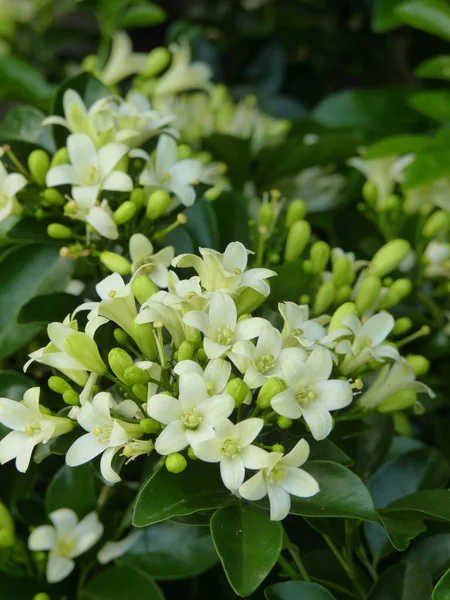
[124,366,149,386]
[130,187,146,209]
[423,209,450,238]
[0,502,14,548]
[355,275,382,314]
[194,151,212,165]
[379,278,412,309]
[205,186,223,202]
[299,294,310,305]
[188,446,197,460]
[259,203,274,228]
[272,443,284,453]
[166,453,187,474]
[332,256,354,286]
[41,188,64,206]
[313,281,335,316]
[303,259,312,272]
[132,384,148,402]
[284,220,311,262]
[362,180,378,206]
[28,150,50,186]
[285,199,307,228]
[177,144,192,160]
[227,378,250,407]
[381,193,400,212]
[132,275,159,305]
[392,317,412,336]
[235,288,266,316]
[63,389,79,406]
[257,377,286,409]
[50,147,69,167]
[394,412,412,437]
[48,376,72,395]
[113,329,129,346]
[146,190,171,220]
[33,594,51,600]
[108,348,133,382]
[406,354,430,376]
[115,155,129,173]
[378,389,416,413]
[309,241,330,274]
[0,529,14,548]
[188,331,203,348]
[368,239,411,277]
[114,201,136,225]
[277,416,292,429]
[100,251,131,276]
[143,47,171,77]
[178,340,196,362]
[82,54,98,73]
[329,302,358,332]
[65,332,107,375]
[47,223,72,239]
[131,320,158,361]
[140,417,160,434]
[334,285,352,305]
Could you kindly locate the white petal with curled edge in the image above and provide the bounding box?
[267,482,291,521]
[147,394,182,425]
[280,439,310,468]
[0,397,31,430]
[204,358,231,394]
[129,233,153,264]
[223,242,248,274]
[100,446,121,484]
[28,525,56,551]
[240,445,269,470]
[0,431,28,465]
[220,456,245,491]
[359,313,394,346]
[46,164,77,187]
[239,469,267,501]
[183,310,209,335]
[271,389,301,420]
[3,173,27,198]
[87,206,119,240]
[306,346,332,383]
[155,420,188,455]
[281,466,319,498]
[46,552,75,583]
[314,380,353,411]
[66,433,109,466]
[300,401,333,441]
[203,338,228,360]
[102,170,133,192]
[96,273,125,300]
[16,437,39,473]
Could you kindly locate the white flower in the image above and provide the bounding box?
[100,31,148,86]
[279,302,327,348]
[46,133,132,203]
[183,292,267,359]
[67,189,118,239]
[271,346,353,440]
[136,134,203,208]
[97,531,142,565]
[130,233,175,287]
[153,41,212,96]
[0,159,26,222]
[174,358,231,396]
[29,509,104,583]
[425,241,450,278]
[0,388,72,472]
[66,392,130,483]
[194,418,268,491]
[137,290,187,347]
[239,439,319,521]
[147,372,234,455]
[167,271,208,312]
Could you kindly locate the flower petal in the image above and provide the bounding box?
[267,482,291,521]
[203,338,229,359]
[192,438,222,463]
[49,508,79,535]
[306,346,332,383]
[204,358,231,394]
[179,372,208,410]
[359,313,394,346]
[129,233,153,264]
[223,242,248,273]
[147,394,182,424]
[3,173,27,198]
[235,418,264,447]
[271,389,301,420]
[210,293,236,332]
[156,134,177,176]
[66,433,109,466]
[240,445,269,470]
[183,310,209,335]
[0,397,30,430]
[98,143,128,175]
[234,317,267,341]
[46,164,77,187]
[28,525,56,551]
[281,439,310,468]
[0,431,28,464]
[301,401,333,441]
[155,420,188,455]
[87,206,119,240]
[102,170,133,192]
[314,380,353,411]
[68,133,98,175]
[47,552,75,583]
[239,469,267,501]
[221,456,245,491]
[281,466,319,498]
[197,394,234,425]
[73,512,104,557]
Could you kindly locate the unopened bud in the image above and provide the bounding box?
[424,209,450,238]
[143,46,171,77]
[131,320,158,361]
[332,256,354,286]
[124,366,149,386]
[130,187,146,209]
[187,331,203,348]
[100,251,131,275]
[178,340,196,362]
[381,193,400,212]
[28,150,50,186]
[334,285,352,304]
[284,220,311,262]
[33,594,51,600]
[313,281,336,316]
[166,453,187,474]
[259,203,274,228]
[355,275,382,314]
[277,416,292,429]
[329,302,358,332]
[272,444,284,453]
[41,188,64,206]
[47,223,72,239]
[114,201,136,225]
[227,378,250,407]
[197,348,207,362]
[140,418,160,434]
[50,147,69,168]
[368,239,411,277]
[235,288,266,316]
[146,190,171,220]
[378,389,416,413]
[285,199,307,228]
[132,384,148,402]
[392,317,412,336]
[132,275,159,305]
[82,54,98,73]
[379,278,412,309]
[113,328,129,346]
[48,376,72,395]
[63,389,79,406]
[187,446,197,460]
[65,332,107,375]
[0,502,14,548]
[257,377,286,409]
[205,186,223,202]
[177,144,192,160]
[362,180,378,206]
[406,354,430,376]
[108,348,134,382]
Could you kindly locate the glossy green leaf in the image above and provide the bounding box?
[353,414,394,481]
[0,106,54,152]
[433,568,450,600]
[183,197,219,249]
[213,191,250,249]
[415,55,450,80]
[403,148,450,188]
[386,489,450,520]
[372,0,407,32]
[0,370,33,401]
[365,134,434,159]
[409,91,450,121]
[133,463,233,527]
[122,3,167,28]
[211,504,282,597]
[45,464,96,518]
[18,292,80,325]
[377,511,427,551]
[0,56,54,110]
[265,581,337,599]
[80,565,164,600]
[395,0,450,41]
[117,521,218,579]
[203,134,251,190]
[406,534,450,580]
[0,244,74,359]
[368,560,432,600]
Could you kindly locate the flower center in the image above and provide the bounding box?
[256,354,275,374]
[85,165,99,186]
[267,466,285,484]
[233,268,242,275]
[359,337,373,350]
[57,536,76,558]
[108,290,116,298]
[24,421,42,436]
[294,328,304,336]
[222,439,240,458]
[181,410,203,430]
[161,172,171,184]
[216,327,233,345]
[93,426,112,443]
[295,386,317,406]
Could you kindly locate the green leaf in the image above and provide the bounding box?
[0,244,74,359]
[18,292,80,325]
[211,505,282,597]
[267,261,311,306]
[80,565,164,600]
[385,489,450,521]
[0,571,41,599]
[377,511,427,551]
[265,581,337,599]
[0,106,54,153]
[0,56,54,111]
[415,55,450,80]
[352,414,394,481]
[372,0,407,32]
[403,148,450,188]
[433,568,450,600]
[365,135,434,159]
[368,561,432,600]
[406,534,450,580]
[203,134,252,191]
[183,197,219,249]
[122,3,167,28]
[45,464,96,518]
[117,521,218,579]
[213,191,250,249]
[133,462,233,527]
[395,0,450,41]
[0,370,33,400]
[409,91,450,121]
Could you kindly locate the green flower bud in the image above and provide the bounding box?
[285,199,307,228]
[113,328,129,345]
[0,529,14,548]
[100,251,131,276]
[284,220,311,262]
[115,154,129,174]
[41,188,64,206]
[188,331,203,348]
[355,275,382,314]
[368,239,411,277]
[379,278,413,309]
[197,348,207,362]
[394,412,412,437]
[131,320,158,361]
[48,376,72,395]
[178,340,196,362]
[392,317,412,336]
[166,453,187,474]
[227,378,250,407]
[47,223,72,239]
[133,384,148,402]
[235,288,266,316]
[257,377,286,409]
[362,180,378,206]
[303,259,312,273]
[108,348,134,382]
[33,594,51,600]
[143,46,171,77]
[82,54,98,73]
[309,241,330,274]
[146,190,171,220]
[380,193,400,212]
[334,285,352,305]
[204,186,223,202]
[63,389,80,406]
[378,389,416,413]
[28,150,50,186]
[313,281,336,316]
[132,275,159,305]
[277,416,292,429]
[332,256,354,286]
[177,144,192,160]
[124,366,149,386]
[237,314,252,322]
[65,332,107,375]
[424,209,450,238]
[194,151,212,165]
[114,201,136,225]
[406,354,430,376]
[130,187,146,209]
[50,147,69,167]
[0,502,14,548]
[187,446,197,460]
[299,294,310,305]
[329,302,358,332]
[259,203,274,228]
[140,418,160,434]
[272,443,284,453]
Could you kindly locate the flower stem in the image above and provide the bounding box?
[277,554,299,581]
[287,545,310,582]
[322,534,367,600]
[310,576,359,599]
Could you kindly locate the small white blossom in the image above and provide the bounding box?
[100,31,148,86]
[174,358,231,396]
[130,233,174,287]
[0,158,26,222]
[97,531,142,565]
[153,41,212,96]
[278,302,327,348]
